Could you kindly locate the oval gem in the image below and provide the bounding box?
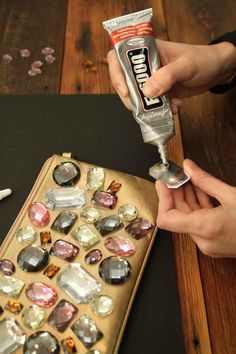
[23,331,59,354]
[28,202,50,227]
[99,256,131,285]
[25,282,58,307]
[16,226,37,245]
[85,249,102,265]
[80,207,101,224]
[17,246,49,272]
[104,236,136,256]
[0,259,16,275]
[53,161,81,187]
[125,217,153,239]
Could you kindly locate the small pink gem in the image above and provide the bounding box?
[2,54,13,63]
[25,282,58,307]
[19,49,31,58]
[92,191,117,209]
[0,259,16,275]
[41,47,55,55]
[104,236,136,256]
[125,217,153,239]
[45,54,56,64]
[28,68,42,77]
[31,60,43,69]
[28,202,50,227]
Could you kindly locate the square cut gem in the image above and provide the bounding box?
[86,167,105,191]
[51,211,78,235]
[57,263,101,304]
[0,318,25,354]
[45,187,85,210]
[72,315,103,349]
[71,225,100,250]
[0,275,25,298]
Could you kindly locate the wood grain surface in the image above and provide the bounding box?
[0,0,67,94]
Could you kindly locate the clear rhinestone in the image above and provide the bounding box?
[51,211,78,235]
[23,331,59,354]
[99,256,131,284]
[72,225,100,250]
[53,162,80,187]
[16,226,37,245]
[95,215,124,236]
[80,207,101,224]
[17,246,49,272]
[57,263,101,304]
[45,187,85,210]
[22,305,46,329]
[47,300,78,333]
[0,318,25,354]
[91,295,113,317]
[72,315,103,349]
[86,167,105,191]
[0,275,25,298]
[118,204,138,222]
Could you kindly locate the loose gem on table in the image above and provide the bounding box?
[0,318,25,354]
[0,275,25,298]
[28,202,50,227]
[104,236,136,256]
[53,161,80,187]
[17,246,49,272]
[28,68,42,76]
[31,60,43,68]
[4,299,23,314]
[47,299,78,333]
[50,240,79,262]
[80,207,101,224]
[20,49,31,57]
[95,215,124,236]
[51,211,78,235]
[72,315,103,349]
[40,231,52,244]
[0,259,15,276]
[2,54,13,63]
[61,337,77,354]
[57,263,101,304]
[118,204,138,222]
[91,191,117,209]
[42,47,55,55]
[85,249,102,265]
[72,225,100,250]
[22,305,46,329]
[86,167,105,191]
[16,226,38,245]
[43,263,60,279]
[25,282,58,307]
[99,256,131,285]
[107,180,121,193]
[91,294,113,317]
[45,187,85,210]
[125,217,154,239]
[23,331,59,354]
[45,54,56,63]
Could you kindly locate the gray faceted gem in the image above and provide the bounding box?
[0,317,25,354]
[53,161,80,187]
[51,211,78,235]
[94,215,124,236]
[72,315,103,349]
[17,246,49,272]
[23,331,59,354]
[99,256,131,284]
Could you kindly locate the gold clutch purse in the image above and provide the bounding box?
[0,154,158,354]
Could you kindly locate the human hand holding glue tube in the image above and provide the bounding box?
[106,12,236,257]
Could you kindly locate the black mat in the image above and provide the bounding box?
[0,95,185,354]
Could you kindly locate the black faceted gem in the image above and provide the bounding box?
[17,246,49,272]
[53,161,81,187]
[51,211,78,235]
[94,215,124,236]
[99,256,131,284]
[23,331,60,354]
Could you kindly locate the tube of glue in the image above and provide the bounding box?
[103,8,190,188]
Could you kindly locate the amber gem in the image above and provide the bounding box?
[107,180,121,193]
[40,231,52,244]
[44,264,60,279]
[61,336,77,353]
[5,299,23,314]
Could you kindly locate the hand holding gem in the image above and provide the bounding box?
[156,159,236,258]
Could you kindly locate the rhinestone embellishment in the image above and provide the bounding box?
[51,211,78,235]
[99,256,131,284]
[72,225,100,250]
[72,315,103,349]
[53,162,80,187]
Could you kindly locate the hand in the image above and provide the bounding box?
[155,159,236,258]
[107,40,236,113]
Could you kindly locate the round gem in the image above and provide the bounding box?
[45,54,56,63]
[16,226,37,245]
[80,207,101,223]
[20,49,31,57]
[91,295,113,317]
[85,249,102,265]
[25,282,58,307]
[118,204,138,222]
[28,202,50,227]
[104,236,136,256]
[0,259,15,275]
[23,331,59,354]
[99,256,131,284]
[22,305,46,329]
[17,246,49,272]
[53,161,81,187]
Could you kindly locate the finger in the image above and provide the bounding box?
[193,185,213,209]
[171,187,192,213]
[117,91,132,111]
[184,182,200,210]
[155,181,174,213]
[107,49,129,97]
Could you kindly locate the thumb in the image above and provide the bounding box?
[142,58,189,98]
[183,159,232,202]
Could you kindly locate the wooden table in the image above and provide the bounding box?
[0,1,236,353]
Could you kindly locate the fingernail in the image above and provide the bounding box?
[117,84,129,97]
[143,81,163,98]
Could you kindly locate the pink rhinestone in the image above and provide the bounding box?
[28,68,42,77]
[2,54,13,63]
[41,47,55,55]
[25,282,58,307]
[125,217,153,239]
[31,60,43,69]
[19,49,31,58]
[28,202,50,227]
[45,54,56,64]
[104,236,136,256]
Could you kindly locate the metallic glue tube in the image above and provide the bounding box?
[103,8,190,188]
